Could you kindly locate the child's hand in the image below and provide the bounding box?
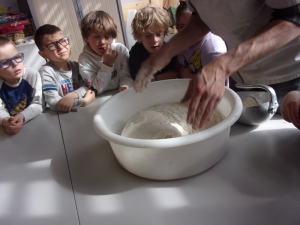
[82,90,96,107]
[57,94,75,112]
[103,45,118,67]
[280,91,300,130]
[2,114,24,135]
[119,85,128,92]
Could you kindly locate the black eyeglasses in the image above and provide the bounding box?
[0,53,24,68]
[45,37,69,51]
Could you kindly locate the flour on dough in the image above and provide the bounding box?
[121,102,226,139]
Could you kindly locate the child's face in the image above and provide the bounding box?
[140,24,165,54]
[0,43,24,85]
[84,30,114,56]
[39,31,70,63]
[176,11,192,32]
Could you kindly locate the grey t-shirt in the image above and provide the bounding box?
[39,60,88,111]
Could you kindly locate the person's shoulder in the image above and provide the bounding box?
[206,32,224,41]
[39,62,56,74]
[79,44,99,62]
[23,66,42,83]
[199,32,227,54]
[205,32,227,48]
[81,43,91,52]
[78,50,89,62]
[79,44,92,56]
[24,66,39,76]
[68,60,80,73]
[130,42,143,50]
[68,60,79,67]
[129,42,147,55]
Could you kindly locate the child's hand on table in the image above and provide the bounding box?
[82,90,96,107]
[57,94,76,112]
[2,113,24,134]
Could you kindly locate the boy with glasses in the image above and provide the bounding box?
[0,36,43,134]
[34,24,95,112]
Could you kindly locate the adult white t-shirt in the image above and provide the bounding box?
[186,0,300,85]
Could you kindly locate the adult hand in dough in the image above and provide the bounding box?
[181,59,226,130]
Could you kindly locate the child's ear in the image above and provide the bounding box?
[38,50,48,59]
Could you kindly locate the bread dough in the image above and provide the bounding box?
[121,102,226,139]
[242,96,259,107]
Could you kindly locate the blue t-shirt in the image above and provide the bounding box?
[0,79,34,116]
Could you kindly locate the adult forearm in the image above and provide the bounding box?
[221,19,300,77]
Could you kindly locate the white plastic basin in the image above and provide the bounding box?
[93,79,242,180]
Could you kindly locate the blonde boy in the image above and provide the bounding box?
[34,24,95,112]
[79,11,134,95]
[129,5,179,81]
[0,36,43,134]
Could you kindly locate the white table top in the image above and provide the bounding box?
[0,110,78,225]
[58,92,300,225]
[1,91,300,225]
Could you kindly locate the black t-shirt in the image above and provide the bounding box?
[129,42,177,80]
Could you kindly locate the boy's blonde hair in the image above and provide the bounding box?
[80,11,117,39]
[131,5,171,42]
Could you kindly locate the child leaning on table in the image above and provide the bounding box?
[175,1,227,79]
[129,4,179,81]
[34,24,95,113]
[78,10,134,95]
[0,36,43,135]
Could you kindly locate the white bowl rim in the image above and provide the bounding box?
[93,85,242,149]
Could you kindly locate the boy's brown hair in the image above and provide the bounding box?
[80,11,117,39]
[131,4,171,42]
[34,24,62,50]
[0,36,15,48]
